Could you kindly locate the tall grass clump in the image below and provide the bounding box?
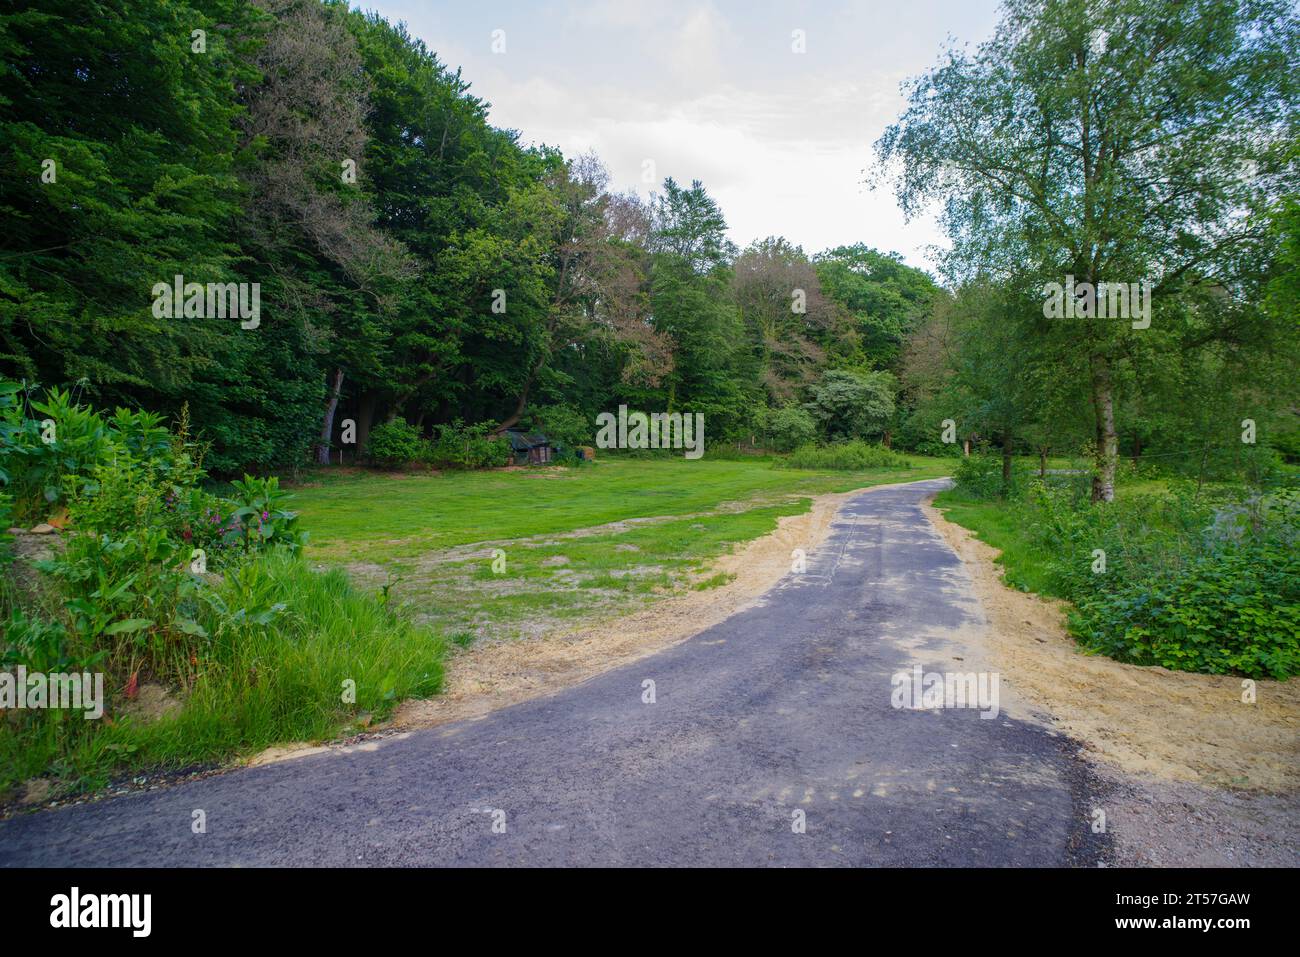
[776,441,911,471]
[98,553,445,769]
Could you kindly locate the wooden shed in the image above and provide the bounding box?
[504,429,554,465]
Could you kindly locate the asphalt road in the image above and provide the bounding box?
[0,478,1102,867]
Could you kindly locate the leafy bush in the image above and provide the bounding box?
[1,554,445,794]
[3,386,113,523]
[776,440,911,470]
[0,382,441,797]
[766,404,818,452]
[424,420,509,469]
[38,525,204,680]
[0,382,206,523]
[224,475,307,554]
[365,419,423,468]
[1020,479,1300,678]
[803,369,895,441]
[953,454,1018,499]
[1070,534,1300,678]
[524,404,590,450]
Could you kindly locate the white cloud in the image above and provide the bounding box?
[365,0,1002,270]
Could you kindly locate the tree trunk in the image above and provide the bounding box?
[355,391,376,456]
[493,358,543,436]
[493,381,532,435]
[962,438,970,457]
[316,368,344,466]
[883,429,892,449]
[1039,447,1047,478]
[1132,431,1142,462]
[1089,353,1118,502]
[1001,432,1013,492]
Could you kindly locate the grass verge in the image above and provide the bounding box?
[1,554,444,798]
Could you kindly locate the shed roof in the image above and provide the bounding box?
[504,429,550,451]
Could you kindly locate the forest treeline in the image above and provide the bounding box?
[1,0,1298,490]
[0,0,941,474]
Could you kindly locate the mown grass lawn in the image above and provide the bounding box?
[291,453,952,641]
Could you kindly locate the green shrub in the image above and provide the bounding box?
[39,525,205,678]
[767,404,817,453]
[224,474,307,555]
[776,440,911,471]
[425,420,509,469]
[3,386,114,523]
[1020,479,1300,678]
[524,404,590,449]
[1,554,446,794]
[953,454,1003,498]
[0,382,208,524]
[0,384,441,797]
[365,419,423,468]
[1070,535,1300,678]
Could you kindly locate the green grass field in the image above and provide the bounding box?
[931,488,1061,596]
[291,454,952,641]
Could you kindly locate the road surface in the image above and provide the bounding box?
[0,478,1102,866]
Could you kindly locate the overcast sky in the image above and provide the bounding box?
[358,1,1004,271]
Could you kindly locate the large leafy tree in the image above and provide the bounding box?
[488,154,668,433]
[0,0,259,452]
[876,0,1300,500]
[732,237,828,404]
[643,178,747,434]
[813,244,940,372]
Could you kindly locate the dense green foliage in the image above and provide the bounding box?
[882,0,1300,500]
[364,420,423,470]
[776,442,912,472]
[949,462,1300,679]
[0,382,441,794]
[0,0,944,472]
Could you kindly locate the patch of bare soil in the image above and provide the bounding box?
[923,499,1299,793]
[1094,764,1300,867]
[388,482,925,732]
[118,683,182,724]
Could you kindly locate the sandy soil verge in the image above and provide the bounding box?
[923,499,1299,792]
